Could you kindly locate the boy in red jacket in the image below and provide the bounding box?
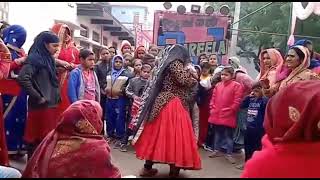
[208,66,243,164]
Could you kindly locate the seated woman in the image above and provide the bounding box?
[241,80,320,178]
[22,100,121,178]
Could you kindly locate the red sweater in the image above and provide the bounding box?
[241,135,320,178]
[208,80,243,128]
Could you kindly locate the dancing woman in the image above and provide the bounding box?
[131,44,201,177]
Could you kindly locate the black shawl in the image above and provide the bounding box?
[26,31,60,87]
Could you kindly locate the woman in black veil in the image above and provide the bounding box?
[131,44,202,177]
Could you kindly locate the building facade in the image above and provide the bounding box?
[109,4,153,48]
[109,4,152,31]
[7,2,133,55]
[0,2,9,22]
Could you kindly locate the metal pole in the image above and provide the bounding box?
[286,2,292,51]
[230,2,275,26]
[229,2,241,57]
[230,28,320,39]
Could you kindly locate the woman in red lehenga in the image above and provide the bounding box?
[51,23,80,114]
[131,45,201,177]
[0,38,11,166]
[22,100,121,178]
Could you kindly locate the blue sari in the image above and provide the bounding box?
[2,25,28,154]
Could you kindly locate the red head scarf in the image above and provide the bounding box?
[134,45,146,59]
[264,80,320,144]
[51,23,79,64]
[22,100,121,178]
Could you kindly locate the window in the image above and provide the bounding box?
[112,42,118,49]
[3,13,7,21]
[103,36,108,46]
[80,41,90,49]
[121,11,126,15]
[92,46,100,62]
[92,31,100,42]
[80,24,88,38]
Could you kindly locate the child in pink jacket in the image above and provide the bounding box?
[208,66,243,164]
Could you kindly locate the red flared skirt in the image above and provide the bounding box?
[0,98,9,166]
[134,97,201,170]
[24,107,61,144]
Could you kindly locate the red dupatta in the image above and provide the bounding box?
[264,80,320,144]
[51,23,80,64]
[22,100,121,178]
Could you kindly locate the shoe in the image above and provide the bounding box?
[169,165,180,178]
[105,136,114,144]
[209,150,223,158]
[139,168,158,177]
[113,141,121,149]
[203,145,214,152]
[225,155,236,164]
[119,144,128,152]
[235,163,244,170]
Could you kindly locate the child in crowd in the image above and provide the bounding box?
[134,45,146,59]
[142,53,156,69]
[198,53,208,65]
[68,49,100,103]
[105,55,131,147]
[208,66,243,164]
[148,44,159,57]
[119,64,152,152]
[108,46,117,58]
[236,82,268,169]
[208,53,219,74]
[132,58,143,77]
[95,47,112,134]
[123,53,134,75]
[120,40,132,55]
[197,62,213,149]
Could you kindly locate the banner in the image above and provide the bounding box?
[153,11,230,64]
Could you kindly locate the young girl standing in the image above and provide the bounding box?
[208,66,243,164]
[105,55,131,147]
[132,58,143,77]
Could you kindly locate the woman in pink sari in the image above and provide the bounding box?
[22,100,121,178]
[257,49,284,97]
[257,48,284,88]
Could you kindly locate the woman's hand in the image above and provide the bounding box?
[0,38,10,53]
[14,57,27,65]
[38,97,46,104]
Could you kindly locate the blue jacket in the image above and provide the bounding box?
[68,66,100,103]
[241,96,268,129]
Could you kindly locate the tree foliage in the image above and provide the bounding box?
[205,2,320,61]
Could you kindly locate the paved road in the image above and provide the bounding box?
[10,144,243,178]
